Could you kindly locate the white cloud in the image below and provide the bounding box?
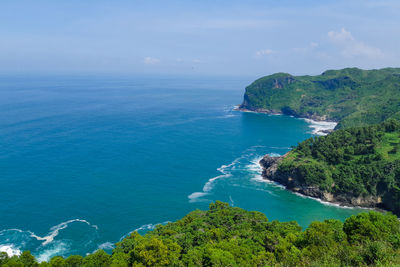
[143,57,160,65]
[256,49,274,57]
[328,28,354,42]
[327,28,383,58]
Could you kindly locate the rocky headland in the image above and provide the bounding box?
[259,154,383,208]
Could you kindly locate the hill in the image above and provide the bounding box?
[261,119,400,215]
[240,67,400,128]
[2,202,400,266]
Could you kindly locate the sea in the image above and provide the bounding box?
[0,74,364,261]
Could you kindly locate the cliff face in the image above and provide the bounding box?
[240,67,400,128]
[259,155,382,208]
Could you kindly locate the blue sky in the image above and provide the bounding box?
[1,0,399,76]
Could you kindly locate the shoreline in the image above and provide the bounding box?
[235,106,382,211]
[234,106,338,136]
[258,155,387,212]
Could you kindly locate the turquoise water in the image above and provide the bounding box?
[0,75,363,260]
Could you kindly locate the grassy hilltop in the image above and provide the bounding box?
[241,67,400,128]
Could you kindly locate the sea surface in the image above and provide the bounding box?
[0,74,364,261]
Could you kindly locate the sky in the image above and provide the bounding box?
[0,0,400,76]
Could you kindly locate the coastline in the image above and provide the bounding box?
[235,105,384,211]
[234,106,337,136]
[234,106,373,209]
[258,155,385,212]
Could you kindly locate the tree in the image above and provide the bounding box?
[63,255,83,267]
[82,250,111,267]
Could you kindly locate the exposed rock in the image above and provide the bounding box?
[259,154,382,208]
[319,129,334,134]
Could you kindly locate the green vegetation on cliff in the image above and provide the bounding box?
[278,119,400,214]
[241,67,400,128]
[2,202,400,266]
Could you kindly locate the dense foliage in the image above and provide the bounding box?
[278,119,400,214]
[1,202,400,266]
[241,67,400,128]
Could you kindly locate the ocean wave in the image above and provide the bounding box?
[303,118,337,136]
[229,196,234,206]
[269,146,291,150]
[188,146,275,202]
[292,192,373,210]
[30,219,98,246]
[0,244,21,257]
[119,221,170,242]
[246,156,263,173]
[36,241,69,263]
[0,219,98,258]
[257,178,287,189]
[248,156,286,190]
[217,105,239,119]
[187,192,208,202]
[188,157,240,202]
[97,242,114,251]
[268,152,281,157]
[217,114,238,119]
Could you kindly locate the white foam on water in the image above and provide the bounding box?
[303,118,337,136]
[269,152,281,157]
[119,221,170,242]
[269,146,291,150]
[188,146,276,202]
[89,241,115,254]
[203,168,233,192]
[217,114,237,119]
[0,218,98,260]
[36,241,68,263]
[30,219,98,246]
[246,152,374,210]
[188,159,238,202]
[292,192,373,210]
[187,192,208,202]
[0,244,21,257]
[246,156,263,173]
[229,195,234,206]
[0,228,25,234]
[260,179,286,189]
[248,155,286,189]
[238,108,336,135]
[216,105,239,119]
[97,242,114,251]
[248,154,283,183]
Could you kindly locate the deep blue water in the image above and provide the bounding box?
[0,75,363,261]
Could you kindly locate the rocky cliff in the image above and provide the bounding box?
[259,155,383,208]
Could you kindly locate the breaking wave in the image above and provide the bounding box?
[303,118,337,136]
[119,221,170,242]
[0,219,98,260]
[188,146,287,202]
